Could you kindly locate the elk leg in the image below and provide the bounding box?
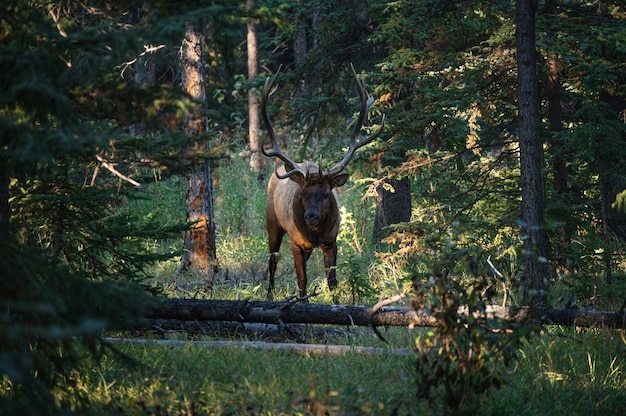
[292,244,311,298]
[267,227,285,298]
[322,242,338,290]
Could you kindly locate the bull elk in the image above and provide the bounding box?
[261,64,384,299]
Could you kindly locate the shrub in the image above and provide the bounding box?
[402,222,530,413]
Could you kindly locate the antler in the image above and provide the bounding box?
[324,63,385,179]
[260,66,306,179]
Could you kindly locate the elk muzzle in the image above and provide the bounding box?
[305,209,321,226]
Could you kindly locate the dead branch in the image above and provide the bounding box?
[372,293,407,314]
[95,154,141,187]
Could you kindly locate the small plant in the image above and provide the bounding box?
[407,222,530,413]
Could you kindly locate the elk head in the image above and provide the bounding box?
[261,64,384,299]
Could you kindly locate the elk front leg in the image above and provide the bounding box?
[267,252,280,299]
[292,244,312,298]
[322,242,338,290]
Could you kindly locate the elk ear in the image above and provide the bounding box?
[331,173,349,188]
[287,171,306,186]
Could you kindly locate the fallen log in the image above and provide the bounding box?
[104,337,412,356]
[149,318,346,342]
[146,298,626,329]
[539,306,626,328]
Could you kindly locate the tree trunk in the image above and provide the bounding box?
[597,92,626,288]
[516,0,548,305]
[544,0,571,276]
[247,0,263,180]
[294,8,308,97]
[145,298,626,330]
[128,50,156,136]
[106,337,412,356]
[373,175,411,244]
[294,19,306,66]
[177,23,218,278]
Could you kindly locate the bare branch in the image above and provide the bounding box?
[48,7,68,38]
[95,155,141,187]
[372,292,406,314]
[104,337,412,356]
[115,44,166,79]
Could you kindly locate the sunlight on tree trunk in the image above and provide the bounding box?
[247,0,263,180]
[177,22,218,278]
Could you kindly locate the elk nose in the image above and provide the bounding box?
[305,212,320,225]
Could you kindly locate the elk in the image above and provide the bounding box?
[261,64,384,299]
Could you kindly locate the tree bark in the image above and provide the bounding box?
[150,298,419,327]
[177,23,218,277]
[372,153,411,244]
[516,0,548,305]
[146,298,626,329]
[293,6,308,98]
[544,0,572,276]
[247,0,263,180]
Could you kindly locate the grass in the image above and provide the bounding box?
[484,327,626,416]
[83,341,416,415]
[63,326,624,415]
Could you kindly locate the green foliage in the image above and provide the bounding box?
[405,222,529,413]
[11,173,187,286]
[0,241,158,414]
[368,0,626,311]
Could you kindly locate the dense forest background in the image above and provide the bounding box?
[1,0,625,412]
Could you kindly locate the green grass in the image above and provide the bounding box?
[484,327,626,416]
[83,340,417,415]
[62,326,624,415]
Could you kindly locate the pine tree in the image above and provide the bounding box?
[0,1,200,411]
[516,0,548,305]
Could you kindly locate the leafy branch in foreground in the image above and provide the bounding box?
[0,241,157,414]
[408,222,530,413]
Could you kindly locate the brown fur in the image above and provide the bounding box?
[266,161,348,298]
